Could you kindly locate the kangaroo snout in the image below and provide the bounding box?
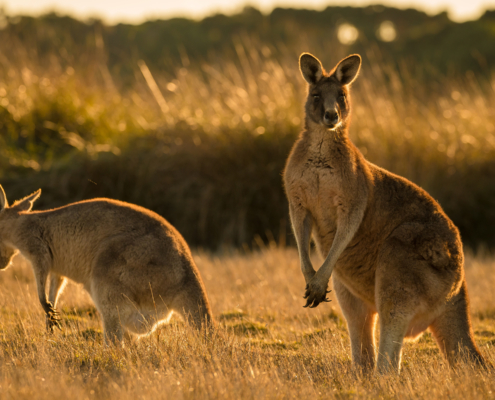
[323,110,339,127]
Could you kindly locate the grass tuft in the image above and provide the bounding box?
[226,321,269,335]
[219,308,248,320]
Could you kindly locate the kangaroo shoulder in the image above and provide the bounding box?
[285,135,308,169]
[15,215,54,257]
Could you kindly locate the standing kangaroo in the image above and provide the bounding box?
[283,53,485,373]
[0,185,213,344]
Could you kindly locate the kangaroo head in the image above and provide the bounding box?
[300,53,361,130]
[0,185,41,270]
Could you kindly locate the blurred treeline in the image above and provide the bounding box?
[0,5,494,249]
[2,6,495,77]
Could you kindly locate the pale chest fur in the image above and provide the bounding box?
[285,137,346,250]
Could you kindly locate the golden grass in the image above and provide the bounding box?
[0,247,493,399]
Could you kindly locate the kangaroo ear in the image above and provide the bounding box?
[0,185,8,211]
[11,189,41,212]
[300,53,324,84]
[335,54,361,85]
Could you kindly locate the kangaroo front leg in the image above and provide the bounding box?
[304,201,366,308]
[32,262,60,332]
[289,202,316,285]
[46,274,66,332]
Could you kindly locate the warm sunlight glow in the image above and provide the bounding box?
[1,0,493,23]
[337,23,359,45]
[377,21,397,42]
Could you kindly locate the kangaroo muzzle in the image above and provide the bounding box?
[323,109,339,127]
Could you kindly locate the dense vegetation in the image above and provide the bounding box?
[0,6,494,248]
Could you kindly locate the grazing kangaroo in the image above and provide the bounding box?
[0,185,213,344]
[283,53,485,373]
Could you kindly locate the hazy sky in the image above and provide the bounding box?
[3,0,495,23]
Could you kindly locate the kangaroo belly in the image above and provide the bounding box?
[313,226,380,307]
[333,262,377,307]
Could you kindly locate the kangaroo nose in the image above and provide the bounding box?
[324,110,339,126]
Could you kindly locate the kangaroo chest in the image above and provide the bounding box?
[287,142,344,234]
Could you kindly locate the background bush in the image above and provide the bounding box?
[0,6,494,249]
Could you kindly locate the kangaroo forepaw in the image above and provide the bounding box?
[46,307,62,333]
[303,282,331,308]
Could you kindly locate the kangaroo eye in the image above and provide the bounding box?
[339,95,346,102]
[313,95,320,102]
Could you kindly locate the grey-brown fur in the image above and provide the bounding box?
[0,185,214,344]
[283,53,484,373]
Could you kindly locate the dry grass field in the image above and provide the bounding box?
[0,246,494,399]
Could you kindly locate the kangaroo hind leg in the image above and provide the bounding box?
[376,306,413,374]
[375,243,426,374]
[171,279,214,333]
[333,277,377,371]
